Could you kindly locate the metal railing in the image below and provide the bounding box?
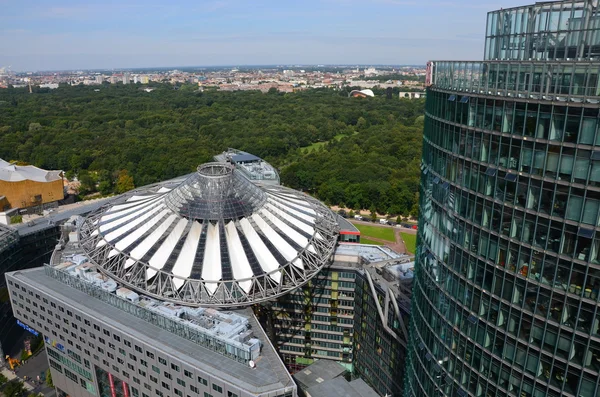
[44,265,259,364]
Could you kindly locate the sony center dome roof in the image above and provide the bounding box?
[78,162,339,307]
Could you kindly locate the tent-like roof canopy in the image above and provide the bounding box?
[0,158,62,183]
[79,162,339,307]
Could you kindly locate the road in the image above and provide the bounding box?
[14,350,55,397]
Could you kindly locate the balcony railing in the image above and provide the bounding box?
[430,60,600,103]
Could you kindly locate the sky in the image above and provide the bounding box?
[1,0,529,71]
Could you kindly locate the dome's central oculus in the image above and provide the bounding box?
[164,162,267,221]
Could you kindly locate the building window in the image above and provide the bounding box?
[158,357,167,365]
[198,376,207,386]
[184,370,192,378]
[212,384,222,393]
[146,351,154,359]
[161,382,170,390]
[171,363,180,372]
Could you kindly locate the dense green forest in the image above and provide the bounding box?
[0,84,424,216]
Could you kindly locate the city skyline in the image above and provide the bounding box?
[2,0,527,71]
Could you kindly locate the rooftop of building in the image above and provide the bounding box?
[292,360,378,397]
[0,159,62,183]
[305,377,378,397]
[9,266,295,395]
[335,214,359,234]
[0,223,18,252]
[333,243,413,312]
[293,359,347,390]
[214,148,280,185]
[47,220,291,367]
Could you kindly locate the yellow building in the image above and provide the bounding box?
[0,159,63,210]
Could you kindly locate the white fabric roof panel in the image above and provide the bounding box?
[225,221,253,293]
[78,162,339,306]
[252,213,303,269]
[239,218,281,283]
[265,201,315,237]
[0,158,62,183]
[124,214,178,269]
[202,222,222,294]
[171,221,203,289]
[147,218,188,279]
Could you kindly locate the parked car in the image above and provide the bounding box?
[379,219,388,225]
[337,209,347,218]
[354,214,363,221]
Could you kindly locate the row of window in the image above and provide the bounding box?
[8,278,241,397]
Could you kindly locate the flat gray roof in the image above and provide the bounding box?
[336,215,359,233]
[231,153,261,163]
[306,377,379,397]
[292,359,346,390]
[10,267,294,395]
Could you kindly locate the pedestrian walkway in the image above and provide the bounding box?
[0,367,34,391]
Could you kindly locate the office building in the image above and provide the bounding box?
[406,1,600,397]
[7,161,341,397]
[273,244,412,397]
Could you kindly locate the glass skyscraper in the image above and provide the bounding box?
[406,1,600,396]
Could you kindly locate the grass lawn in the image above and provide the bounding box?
[301,132,356,153]
[401,232,417,254]
[354,223,396,242]
[360,237,384,246]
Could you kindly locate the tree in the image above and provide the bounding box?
[0,373,8,386]
[45,369,53,388]
[3,380,26,397]
[370,205,377,222]
[348,210,355,218]
[116,170,135,194]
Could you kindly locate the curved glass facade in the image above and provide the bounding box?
[406,2,600,397]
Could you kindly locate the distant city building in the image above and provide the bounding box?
[0,159,63,212]
[407,1,600,397]
[398,91,425,99]
[293,360,378,397]
[95,75,103,85]
[123,72,130,84]
[140,76,149,84]
[39,83,59,89]
[273,244,412,397]
[349,89,374,98]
